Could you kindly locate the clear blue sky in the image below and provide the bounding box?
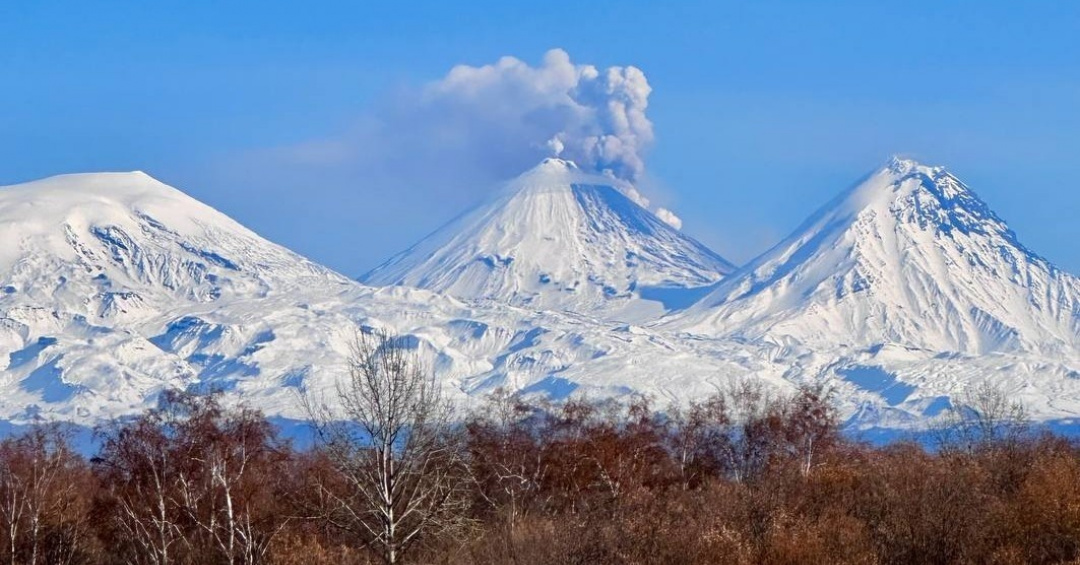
[3,1,1078,274]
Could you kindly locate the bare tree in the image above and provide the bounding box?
[171,395,289,565]
[722,380,775,483]
[937,380,1028,454]
[667,393,730,489]
[701,381,838,482]
[781,384,838,476]
[95,390,288,565]
[464,389,550,528]
[0,424,88,565]
[302,330,470,564]
[95,395,191,565]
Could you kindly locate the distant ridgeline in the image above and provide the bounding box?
[0,157,1078,435]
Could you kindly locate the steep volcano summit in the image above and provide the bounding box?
[676,158,1080,357]
[362,158,735,321]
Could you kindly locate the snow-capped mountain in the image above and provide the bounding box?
[674,158,1080,358]
[0,172,357,420]
[0,172,348,320]
[2,161,1080,436]
[361,158,735,321]
[661,158,1080,431]
[0,171,745,423]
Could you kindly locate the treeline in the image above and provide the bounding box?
[0,337,1077,564]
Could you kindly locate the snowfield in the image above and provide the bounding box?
[1,159,1078,435]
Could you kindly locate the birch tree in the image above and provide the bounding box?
[95,391,287,565]
[303,330,469,564]
[0,425,88,565]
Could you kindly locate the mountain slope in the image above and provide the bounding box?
[3,165,1080,435]
[674,158,1080,357]
[361,159,735,321]
[0,172,360,419]
[0,171,348,322]
[0,171,745,423]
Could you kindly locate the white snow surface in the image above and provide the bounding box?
[2,160,1080,435]
[0,170,746,425]
[668,158,1080,430]
[674,158,1080,356]
[361,159,736,322]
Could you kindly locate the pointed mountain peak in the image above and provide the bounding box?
[816,157,1011,247]
[873,156,973,202]
[500,158,589,195]
[869,156,949,192]
[884,155,940,176]
[361,161,734,320]
[533,157,581,173]
[505,157,610,196]
[677,160,1078,356]
[509,157,662,214]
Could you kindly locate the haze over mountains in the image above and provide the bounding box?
[1,158,1078,434]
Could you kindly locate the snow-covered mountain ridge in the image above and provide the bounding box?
[0,170,745,424]
[1,160,1079,435]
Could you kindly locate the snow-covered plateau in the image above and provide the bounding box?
[1,158,1078,435]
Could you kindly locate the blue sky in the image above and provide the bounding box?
[2,1,1078,274]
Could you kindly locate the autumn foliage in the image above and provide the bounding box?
[2,384,1080,564]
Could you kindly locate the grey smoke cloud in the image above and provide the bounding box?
[408,49,674,225]
[426,49,655,181]
[277,49,656,189]
[221,50,675,273]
